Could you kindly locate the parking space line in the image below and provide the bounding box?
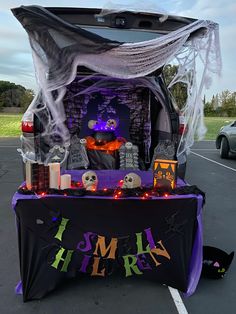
[191,151,236,172]
[191,149,216,151]
[168,287,188,314]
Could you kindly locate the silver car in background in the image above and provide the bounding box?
[216,121,236,158]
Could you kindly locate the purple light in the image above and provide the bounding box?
[93,120,115,131]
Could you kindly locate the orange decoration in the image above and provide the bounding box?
[153,159,178,189]
[85,136,126,152]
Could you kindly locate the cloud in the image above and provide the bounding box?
[178,0,236,21]
[0,0,106,13]
[0,0,235,96]
[0,49,35,84]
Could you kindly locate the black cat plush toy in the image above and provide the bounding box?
[202,246,234,279]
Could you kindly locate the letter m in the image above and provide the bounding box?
[93,235,118,259]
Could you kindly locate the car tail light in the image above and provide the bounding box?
[179,124,186,135]
[21,121,34,133]
[178,115,187,135]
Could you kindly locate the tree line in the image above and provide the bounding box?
[204,91,236,117]
[163,65,236,117]
[1,74,235,117]
[0,80,34,111]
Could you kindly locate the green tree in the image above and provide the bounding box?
[219,90,236,117]
[0,80,34,109]
[204,101,215,116]
[20,89,35,110]
[163,65,188,110]
[0,80,21,93]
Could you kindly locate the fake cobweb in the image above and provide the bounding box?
[12,3,222,167]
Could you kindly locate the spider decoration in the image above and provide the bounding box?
[165,211,187,236]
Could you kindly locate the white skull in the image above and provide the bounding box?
[80,138,87,145]
[88,120,98,129]
[106,119,117,129]
[82,171,98,191]
[125,142,133,149]
[122,173,141,189]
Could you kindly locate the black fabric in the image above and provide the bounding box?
[173,185,206,205]
[202,246,234,279]
[11,6,121,88]
[17,184,206,200]
[87,150,119,169]
[15,196,198,301]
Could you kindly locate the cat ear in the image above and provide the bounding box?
[202,246,234,279]
[228,251,234,265]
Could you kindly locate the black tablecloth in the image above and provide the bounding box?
[14,194,202,301]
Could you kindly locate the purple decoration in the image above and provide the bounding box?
[184,196,204,297]
[79,255,92,273]
[93,120,115,131]
[144,227,156,250]
[136,254,152,271]
[64,77,151,160]
[15,281,22,295]
[77,232,97,252]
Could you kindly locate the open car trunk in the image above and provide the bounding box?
[12,5,221,170]
[63,73,177,169]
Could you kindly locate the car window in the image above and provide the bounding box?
[80,26,162,42]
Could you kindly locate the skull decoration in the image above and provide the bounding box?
[125,142,133,149]
[122,173,142,189]
[82,171,98,191]
[88,120,98,130]
[106,119,117,129]
[80,138,87,145]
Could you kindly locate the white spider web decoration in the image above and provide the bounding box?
[13,5,222,163]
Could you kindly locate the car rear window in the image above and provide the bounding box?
[80,26,162,42]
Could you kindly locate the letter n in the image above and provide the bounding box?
[149,240,171,267]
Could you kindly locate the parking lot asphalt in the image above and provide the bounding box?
[0,138,235,314]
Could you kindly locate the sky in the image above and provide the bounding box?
[0,0,235,100]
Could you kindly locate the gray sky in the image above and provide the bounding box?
[0,0,235,99]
